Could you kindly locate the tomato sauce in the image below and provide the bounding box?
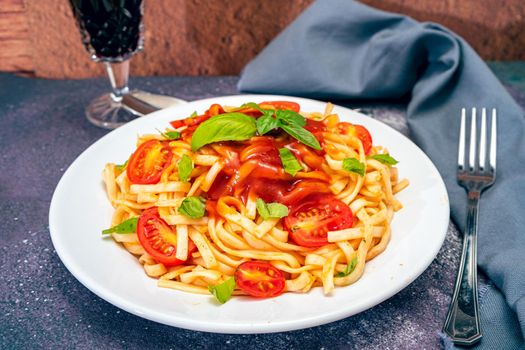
[305,119,327,154]
[205,134,330,208]
[207,172,233,200]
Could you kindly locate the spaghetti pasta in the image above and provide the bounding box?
[102,101,408,301]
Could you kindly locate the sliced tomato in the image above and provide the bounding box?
[206,103,226,117]
[259,101,300,112]
[304,118,326,133]
[127,140,173,184]
[234,107,263,118]
[353,125,373,154]
[170,104,225,129]
[337,122,373,155]
[284,194,354,247]
[235,261,285,298]
[183,114,210,127]
[169,119,186,128]
[137,207,196,266]
[170,115,208,129]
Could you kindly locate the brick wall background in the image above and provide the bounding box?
[1,0,524,79]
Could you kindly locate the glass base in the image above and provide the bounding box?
[86,93,141,129]
[85,91,187,129]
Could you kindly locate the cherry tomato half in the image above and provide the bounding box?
[259,101,301,112]
[206,103,226,117]
[284,194,354,247]
[337,122,373,155]
[235,261,285,298]
[170,104,225,129]
[127,139,173,184]
[304,118,326,133]
[137,207,196,266]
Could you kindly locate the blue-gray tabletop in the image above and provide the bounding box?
[1,63,524,349]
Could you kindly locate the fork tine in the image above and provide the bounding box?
[458,108,466,171]
[489,109,497,172]
[469,108,477,170]
[479,108,487,171]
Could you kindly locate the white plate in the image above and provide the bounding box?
[49,95,449,334]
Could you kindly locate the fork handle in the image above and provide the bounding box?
[443,191,482,345]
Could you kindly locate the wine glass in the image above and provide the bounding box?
[69,0,185,129]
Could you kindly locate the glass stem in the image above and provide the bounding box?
[104,60,130,102]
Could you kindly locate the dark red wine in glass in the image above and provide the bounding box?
[70,0,143,61]
[69,0,184,129]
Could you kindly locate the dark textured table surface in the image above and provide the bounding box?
[1,64,524,349]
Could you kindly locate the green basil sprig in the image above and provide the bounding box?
[178,196,206,219]
[102,217,138,235]
[208,277,236,304]
[280,122,321,150]
[256,198,289,220]
[157,128,181,140]
[279,148,303,176]
[256,114,280,135]
[244,102,321,150]
[275,109,306,127]
[178,154,193,182]
[191,113,257,151]
[369,154,398,165]
[342,157,365,176]
[115,159,128,171]
[335,256,358,277]
[190,103,322,151]
[238,102,278,135]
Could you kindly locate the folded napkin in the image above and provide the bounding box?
[238,0,525,347]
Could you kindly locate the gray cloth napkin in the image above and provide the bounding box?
[238,0,525,347]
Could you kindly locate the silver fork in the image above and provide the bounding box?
[443,107,497,345]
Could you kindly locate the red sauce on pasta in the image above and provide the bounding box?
[205,134,330,208]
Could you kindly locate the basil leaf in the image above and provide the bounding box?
[279,148,303,176]
[280,123,321,150]
[342,157,365,176]
[163,131,181,140]
[189,111,197,118]
[191,113,257,151]
[102,217,138,235]
[208,277,236,304]
[256,198,289,220]
[240,104,319,153]
[178,196,206,219]
[256,114,280,135]
[115,159,128,171]
[369,154,398,165]
[242,102,280,135]
[275,109,306,127]
[157,128,181,140]
[335,256,358,277]
[178,154,193,182]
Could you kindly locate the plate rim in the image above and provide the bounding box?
[49,94,450,334]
